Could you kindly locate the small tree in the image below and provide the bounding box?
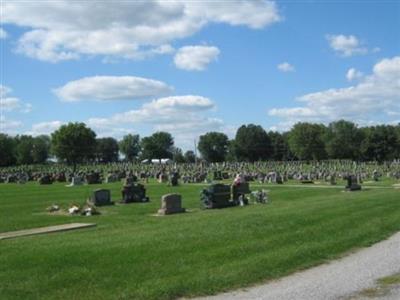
[119,134,141,162]
[184,150,196,163]
[172,147,185,163]
[51,122,96,171]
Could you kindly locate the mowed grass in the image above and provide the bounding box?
[1,180,400,300]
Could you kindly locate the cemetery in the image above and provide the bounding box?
[1,160,400,299]
[1,1,399,298]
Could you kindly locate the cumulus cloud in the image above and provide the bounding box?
[346,68,364,81]
[0,28,8,39]
[2,0,281,62]
[54,76,173,102]
[0,115,23,133]
[326,34,368,57]
[174,45,220,71]
[277,62,295,72]
[25,121,65,136]
[86,95,222,147]
[0,85,32,113]
[268,56,400,126]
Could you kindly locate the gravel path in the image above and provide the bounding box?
[196,232,400,300]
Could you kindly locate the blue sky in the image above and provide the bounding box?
[1,0,399,149]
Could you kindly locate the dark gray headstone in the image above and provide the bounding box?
[89,189,113,206]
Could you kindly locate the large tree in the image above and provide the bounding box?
[0,134,16,167]
[51,122,96,171]
[140,131,174,159]
[119,134,141,162]
[288,122,327,160]
[198,132,229,162]
[234,124,271,162]
[360,125,399,161]
[96,137,119,163]
[324,120,362,160]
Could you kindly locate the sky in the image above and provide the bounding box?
[1,0,400,150]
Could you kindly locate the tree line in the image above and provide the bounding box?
[1,120,400,167]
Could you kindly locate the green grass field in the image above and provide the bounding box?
[1,180,399,300]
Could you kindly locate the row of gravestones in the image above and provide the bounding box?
[88,187,185,215]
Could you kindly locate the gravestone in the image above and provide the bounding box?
[330,175,337,185]
[88,189,113,206]
[6,175,17,183]
[86,172,101,184]
[301,180,314,184]
[38,175,53,185]
[106,173,118,183]
[213,171,223,181]
[276,174,283,184]
[345,175,362,191]
[170,172,179,186]
[158,193,185,215]
[200,184,233,209]
[66,176,83,187]
[158,173,168,183]
[232,182,251,205]
[121,183,149,203]
[55,173,66,182]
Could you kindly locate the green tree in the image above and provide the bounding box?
[198,132,229,162]
[268,131,292,161]
[225,140,237,162]
[360,125,399,161]
[96,137,119,163]
[325,120,362,160]
[119,134,141,162]
[0,134,16,166]
[172,147,186,163]
[288,122,327,160]
[32,135,51,164]
[141,132,174,159]
[15,135,35,165]
[234,124,271,162]
[51,122,96,171]
[184,150,196,163]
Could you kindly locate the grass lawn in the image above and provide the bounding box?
[0,179,399,300]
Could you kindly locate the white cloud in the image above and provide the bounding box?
[54,76,173,102]
[326,34,368,57]
[2,0,281,62]
[111,95,215,123]
[0,28,8,39]
[0,115,23,133]
[25,121,65,136]
[174,45,220,71]
[346,68,364,81]
[268,56,400,126]
[277,62,295,72]
[0,85,33,113]
[86,95,222,148]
